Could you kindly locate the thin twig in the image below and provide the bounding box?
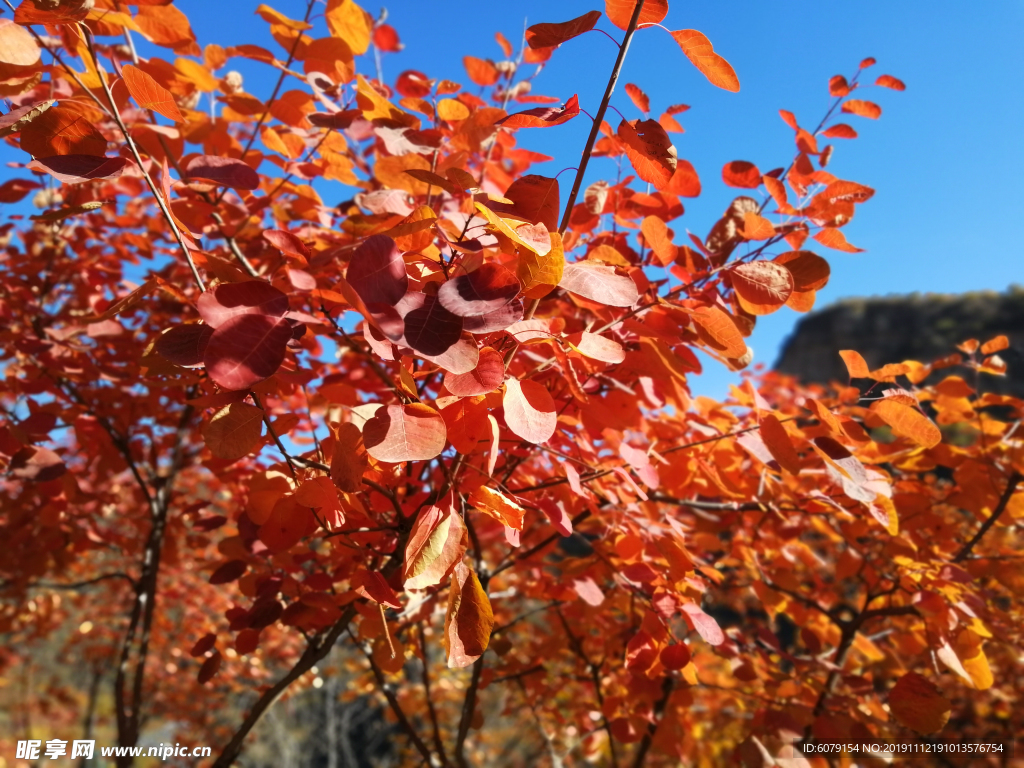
[952,471,1022,563]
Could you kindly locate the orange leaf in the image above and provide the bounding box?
[526,10,602,48]
[773,250,830,291]
[404,497,468,589]
[463,56,499,86]
[325,0,373,55]
[330,422,368,493]
[498,94,580,129]
[838,350,870,379]
[875,74,906,91]
[888,673,951,735]
[722,160,760,188]
[617,118,677,189]
[624,83,650,113]
[444,562,493,668]
[822,123,858,139]
[763,175,787,207]
[870,399,942,449]
[20,105,107,158]
[981,335,1009,355]
[640,215,677,266]
[670,29,740,93]
[606,0,667,31]
[842,99,882,119]
[690,306,746,358]
[739,211,774,240]
[469,485,526,530]
[731,260,793,315]
[813,227,863,252]
[0,18,40,67]
[122,64,184,122]
[202,403,264,461]
[760,414,801,475]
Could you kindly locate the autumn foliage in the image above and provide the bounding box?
[2,0,1022,766]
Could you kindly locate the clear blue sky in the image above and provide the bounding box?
[5,1,1023,397]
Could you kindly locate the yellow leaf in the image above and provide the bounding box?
[325,0,372,55]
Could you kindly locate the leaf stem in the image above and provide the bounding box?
[557,0,646,235]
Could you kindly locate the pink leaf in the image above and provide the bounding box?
[503,378,556,444]
[196,280,289,328]
[682,603,725,646]
[559,262,639,307]
[437,263,521,317]
[444,347,505,397]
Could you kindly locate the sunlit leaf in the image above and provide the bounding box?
[670,29,740,92]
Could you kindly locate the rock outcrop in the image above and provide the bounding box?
[774,286,1024,395]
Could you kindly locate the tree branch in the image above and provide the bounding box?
[952,471,1022,563]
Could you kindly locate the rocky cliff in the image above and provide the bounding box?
[773,286,1024,395]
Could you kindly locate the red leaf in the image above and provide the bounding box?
[559,262,639,307]
[156,325,213,366]
[28,155,129,184]
[876,74,906,91]
[185,155,260,189]
[203,314,291,390]
[190,633,216,657]
[9,446,66,482]
[0,178,40,203]
[438,263,521,318]
[661,643,691,670]
[197,280,289,328]
[497,174,560,231]
[624,83,650,113]
[202,402,264,460]
[444,347,505,397]
[842,99,882,119]
[722,160,761,188]
[352,570,402,608]
[363,403,447,462]
[888,673,952,734]
[690,306,746,358]
[829,75,850,97]
[393,292,464,356]
[617,119,677,189]
[605,0,667,31]
[263,229,310,259]
[209,560,248,584]
[198,651,222,684]
[503,378,557,444]
[526,10,601,48]
[346,235,409,306]
[670,29,740,93]
[122,64,184,122]
[497,94,580,129]
[778,109,798,129]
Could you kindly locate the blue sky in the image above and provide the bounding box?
[4,0,1023,397]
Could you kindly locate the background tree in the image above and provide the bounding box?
[1,0,1021,766]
